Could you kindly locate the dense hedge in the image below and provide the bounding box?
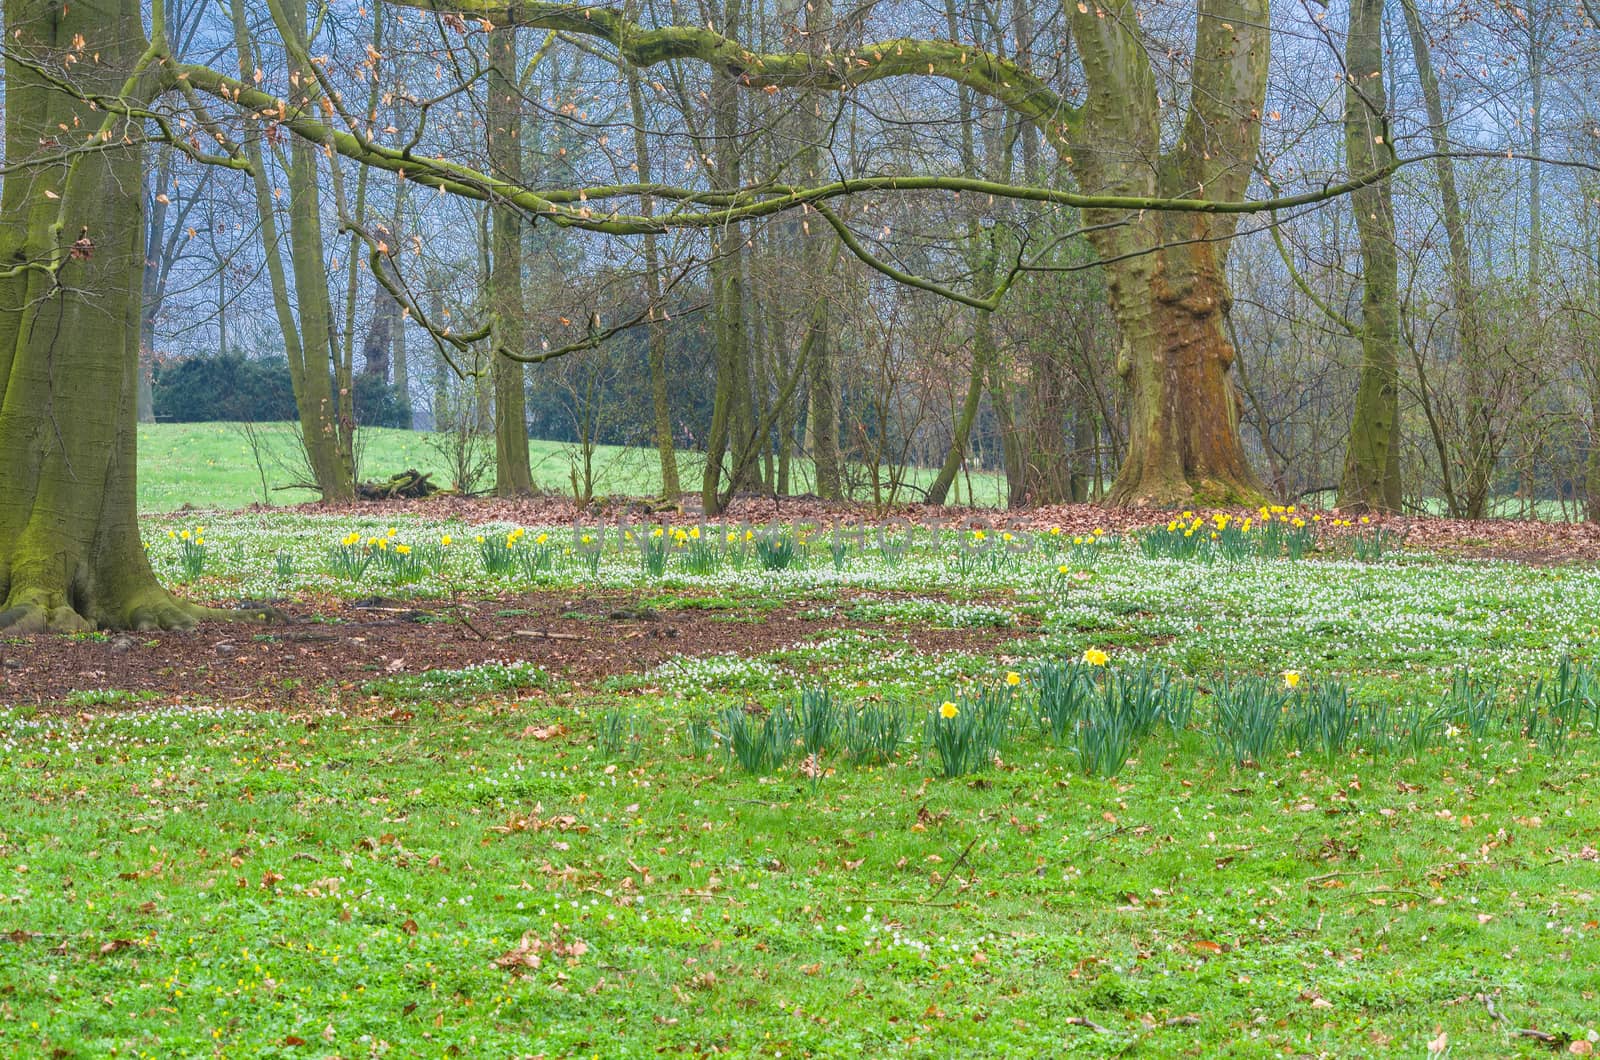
[153,355,410,428]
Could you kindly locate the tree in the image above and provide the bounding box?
[0,0,225,630]
[487,24,535,495]
[6,0,1553,631]
[231,0,356,501]
[1338,0,1403,512]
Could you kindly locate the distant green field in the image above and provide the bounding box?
[136,422,1009,512]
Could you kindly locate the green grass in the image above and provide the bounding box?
[8,512,1600,1054]
[3,686,1598,1055]
[135,422,1011,512]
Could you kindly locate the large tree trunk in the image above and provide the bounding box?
[0,0,199,632]
[487,25,533,495]
[1070,0,1270,507]
[1102,233,1262,506]
[1338,0,1402,511]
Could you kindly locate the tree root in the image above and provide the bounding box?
[0,592,285,635]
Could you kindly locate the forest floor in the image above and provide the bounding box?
[4,501,1600,1056]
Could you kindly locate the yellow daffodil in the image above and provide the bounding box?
[441,534,452,546]
[535,532,549,545]
[1282,670,1302,689]
[939,701,959,719]
[1083,647,1109,667]
[395,544,411,555]
[1005,671,1021,687]
[1058,563,1070,575]
[474,535,485,545]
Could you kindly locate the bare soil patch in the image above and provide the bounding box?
[0,590,1026,712]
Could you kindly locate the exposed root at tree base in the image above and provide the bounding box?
[0,590,279,634]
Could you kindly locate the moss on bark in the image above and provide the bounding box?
[0,0,205,632]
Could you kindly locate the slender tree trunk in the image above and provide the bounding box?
[234,0,353,500]
[1400,0,1489,517]
[0,0,202,631]
[626,59,681,499]
[1338,0,1402,512]
[488,25,533,495]
[926,350,987,505]
[700,0,746,514]
[799,0,841,500]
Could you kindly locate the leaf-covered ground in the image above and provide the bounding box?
[3,508,1600,1057]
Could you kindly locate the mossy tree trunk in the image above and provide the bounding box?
[1400,0,1490,518]
[1070,0,1270,507]
[0,0,201,632]
[797,0,841,501]
[625,53,681,500]
[699,0,749,515]
[232,0,354,501]
[487,24,534,495]
[1338,0,1403,512]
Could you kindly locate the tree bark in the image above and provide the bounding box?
[1400,0,1489,517]
[488,25,534,495]
[1070,0,1270,507]
[235,0,354,500]
[625,56,681,500]
[799,0,841,500]
[1338,0,1403,512]
[0,0,202,631]
[700,0,748,515]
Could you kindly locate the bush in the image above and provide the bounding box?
[152,354,411,427]
[152,354,297,422]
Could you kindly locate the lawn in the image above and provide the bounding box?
[3,510,1599,1056]
[135,422,1011,512]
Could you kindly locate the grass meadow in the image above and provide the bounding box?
[135,422,1012,511]
[0,455,1597,1056]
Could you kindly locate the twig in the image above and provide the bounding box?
[509,629,583,641]
[928,835,981,902]
[1066,1016,1112,1033]
[1304,867,1391,885]
[1479,993,1566,1045]
[449,611,489,641]
[1355,888,1429,900]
